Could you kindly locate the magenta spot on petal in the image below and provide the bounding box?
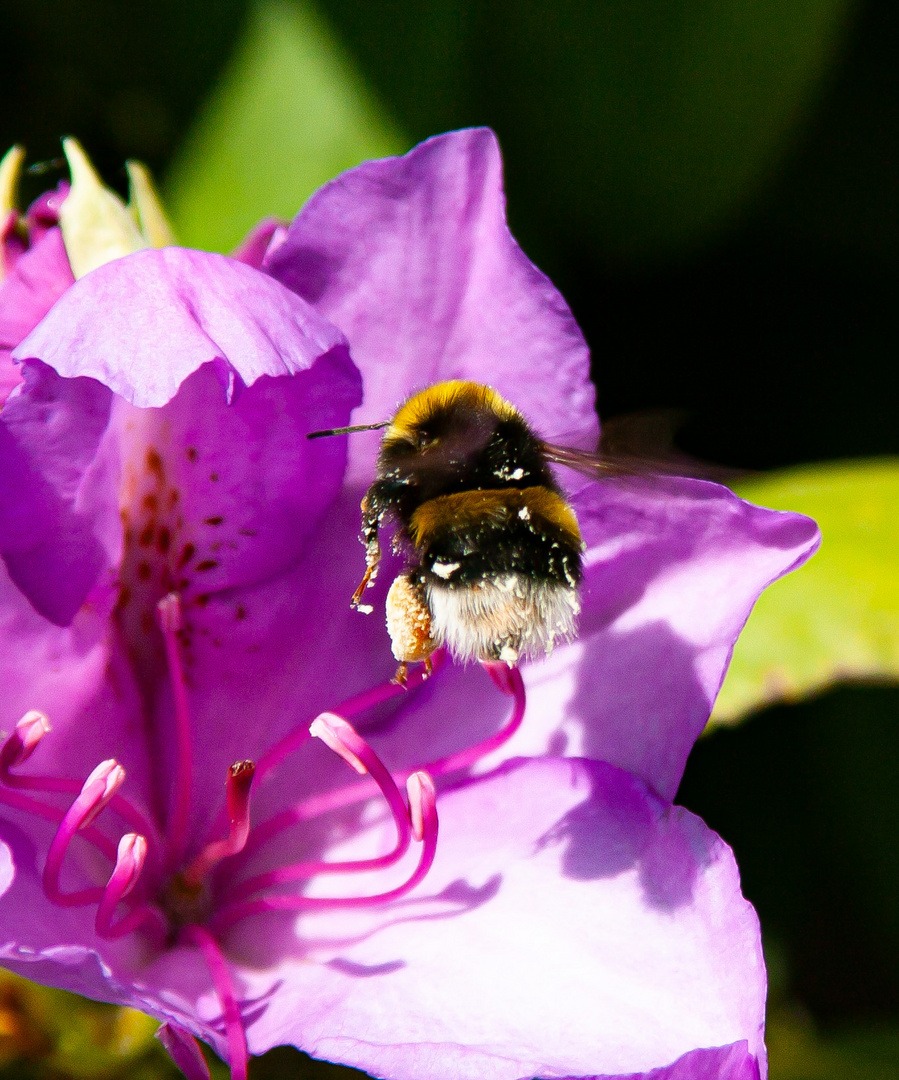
[195,560,218,572]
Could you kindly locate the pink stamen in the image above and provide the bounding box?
[0,715,158,843]
[181,926,248,1080]
[224,721,412,904]
[181,761,255,888]
[75,760,126,829]
[309,715,411,832]
[0,710,51,769]
[421,662,526,778]
[310,713,367,774]
[157,593,194,868]
[156,1023,212,1080]
[242,662,525,856]
[42,760,126,906]
[407,771,434,843]
[0,786,123,870]
[233,783,382,862]
[95,833,167,940]
[253,651,445,784]
[200,655,445,855]
[109,833,147,900]
[211,769,438,933]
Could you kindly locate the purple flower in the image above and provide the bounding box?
[0,137,168,406]
[0,145,73,404]
[0,130,818,1080]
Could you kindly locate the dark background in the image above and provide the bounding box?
[2,0,898,1074]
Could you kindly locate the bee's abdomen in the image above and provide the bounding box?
[409,487,583,589]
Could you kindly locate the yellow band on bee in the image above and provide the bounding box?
[409,485,581,546]
[386,381,520,442]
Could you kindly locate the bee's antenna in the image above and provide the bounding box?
[306,421,390,440]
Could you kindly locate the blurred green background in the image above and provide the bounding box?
[2,0,899,1076]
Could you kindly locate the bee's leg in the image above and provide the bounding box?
[350,553,379,608]
[385,573,437,681]
[392,652,434,688]
[351,495,383,608]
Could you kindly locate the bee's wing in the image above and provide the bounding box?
[540,441,652,479]
[542,409,753,485]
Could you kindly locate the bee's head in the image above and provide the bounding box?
[380,381,519,472]
[306,381,531,485]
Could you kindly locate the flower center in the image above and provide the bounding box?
[160,871,211,932]
[0,589,527,1078]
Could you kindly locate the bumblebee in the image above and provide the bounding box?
[310,381,590,675]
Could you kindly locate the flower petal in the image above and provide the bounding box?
[2,248,361,625]
[0,561,155,816]
[0,363,118,624]
[613,1042,762,1079]
[538,478,820,799]
[266,128,597,479]
[232,218,288,269]
[227,758,766,1080]
[340,477,819,801]
[0,758,766,1078]
[156,1023,213,1080]
[13,247,348,408]
[0,227,74,404]
[113,348,361,603]
[0,824,206,1043]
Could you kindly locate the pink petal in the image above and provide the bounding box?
[14,247,348,408]
[0,227,74,404]
[232,218,288,269]
[1,248,361,626]
[337,477,819,802]
[266,128,598,481]
[229,758,766,1080]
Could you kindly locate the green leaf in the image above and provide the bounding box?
[710,459,899,726]
[317,0,857,262]
[165,0,406,254]
[487,0,859,261]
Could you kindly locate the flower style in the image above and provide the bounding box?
[0,130,818,1080]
